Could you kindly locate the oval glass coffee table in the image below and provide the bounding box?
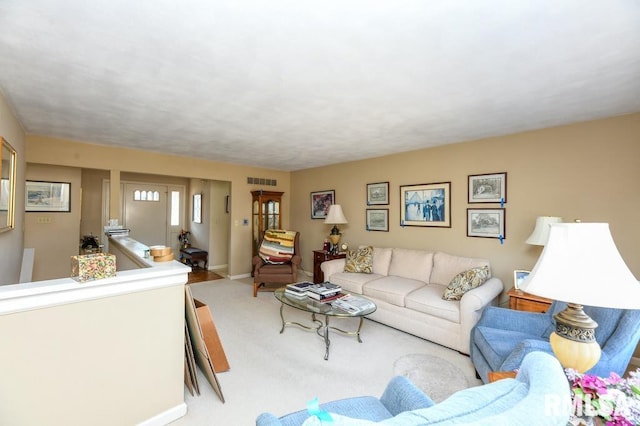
[274,287,377,360]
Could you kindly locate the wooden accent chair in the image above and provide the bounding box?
[252,231,301,297]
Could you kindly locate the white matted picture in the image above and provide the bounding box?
[400,182,451,227]
[468,172,507,203]
[366,182,389,205]
[310,190,335,219]
[467,208,505,239]
[514,270,530,290]
[193,193,202,223]
[366,209,389,232]
[25,181,71,212]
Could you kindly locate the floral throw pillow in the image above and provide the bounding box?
[343,246,374,274]
[442,265,490,301]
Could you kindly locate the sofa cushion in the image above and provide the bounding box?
[363,276,426,307]
[442,265,490,301]
[372,247,393,276]
[430,252,490,286]
[387,249,434,283]
[329,272,385,294]
[406,284,460,323]
[344,246,374,273]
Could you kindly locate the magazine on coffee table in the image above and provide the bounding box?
[331,294,375,313]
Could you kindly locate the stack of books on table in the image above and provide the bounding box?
[284,281,315,299]
[306,283,342,302]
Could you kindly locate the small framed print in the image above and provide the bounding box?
[467,208,505,239]
[514,270,530,290]
[310,190,335,219]
[468,172,507,203]
[192,193,202,223]
[400,182,451,227]
[367,182,389,205]
[366,209,389,232]
[25,181,71,212]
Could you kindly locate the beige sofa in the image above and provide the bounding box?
[321,248,503,354]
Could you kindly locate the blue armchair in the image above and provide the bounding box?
[470,301,640,383]
[256,352,570,425]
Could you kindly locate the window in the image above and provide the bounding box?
[171,191,180,226]
[133,189,160,202]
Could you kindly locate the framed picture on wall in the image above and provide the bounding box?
[366,182,389,205]
[468,172,507,203]
[310,190,335,219]
[399,182,451,227]
[193,193,202,223]
[366,209,389,232]
[467,208,505,239]
[25,181,71,212]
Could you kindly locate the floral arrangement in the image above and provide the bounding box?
[566,368,640,425]
[178,229,190,248]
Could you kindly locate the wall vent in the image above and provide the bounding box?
[247,177,277,186]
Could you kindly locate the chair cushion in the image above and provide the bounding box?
[442,265,490,301]
[344,246,374,273]
[473,326,546,371]
[259,230,296,264]
[279,396,392,425]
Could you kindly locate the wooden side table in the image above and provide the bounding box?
[313,250,346,283]
[488,371,517,383]
[507,288,552,313]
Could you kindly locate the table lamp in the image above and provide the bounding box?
[525,216,563,245]
[324,204,348,254]
[520,223,640,372]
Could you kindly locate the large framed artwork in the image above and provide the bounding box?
[310,190,335,219]
[468,172,507,203]
[366,209,389,232]
[467,208,505,239]
[366,182,389,205]
[25,181,71,212]
[399,182,451,228]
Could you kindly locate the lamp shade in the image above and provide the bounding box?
[324,205,348,225]
[525,216,563,245]
[520,223,640,309]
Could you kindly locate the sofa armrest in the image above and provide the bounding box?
[320,258,346,281]
[379,376,434,416]
[458,277,503,354]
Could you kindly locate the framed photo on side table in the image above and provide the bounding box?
[310,190,335,219]
[366,209,389,232]
[467,208,505,239]
[513,270,530,290]
[468,172,507,203]
[25,181,71,212]
[366,182,389,205]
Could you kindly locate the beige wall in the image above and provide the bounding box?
[0,92,25,285]
[24,164,82,281]
[26,135,292,277]
[290,113,640,304]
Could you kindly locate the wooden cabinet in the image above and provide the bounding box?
[313,250,346,283]
[251,190,283,258]
[507,288,552,313]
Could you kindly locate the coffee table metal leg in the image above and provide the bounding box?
[323,315,330,360]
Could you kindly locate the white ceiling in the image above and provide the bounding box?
[1,1,639,171]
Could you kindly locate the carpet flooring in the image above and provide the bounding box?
[170,278,482,425]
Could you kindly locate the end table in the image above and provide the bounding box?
[313,250,346,283]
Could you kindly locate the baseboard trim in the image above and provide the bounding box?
[210,263,228,271]
[229,273,251,280]
[137,402,187,426]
